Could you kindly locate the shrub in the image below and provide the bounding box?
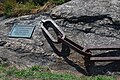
[2,0,70,17]
[14,2,36,16]
[3,0,38,17]
[3,0,16,17]
[51,0,65,4]
[0,3,4,11]
[32,0,48,6]
[0,3,4,15]
[16,0,29,3]
[15,0,48,6]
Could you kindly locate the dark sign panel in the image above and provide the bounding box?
[9,24,35,38]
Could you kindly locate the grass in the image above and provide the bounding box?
[0,0,70,17]
[0,3,4,16]
[0,63,117,80]
[0,64,80,80]
[3,0,39,17]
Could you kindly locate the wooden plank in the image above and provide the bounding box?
[90,57,120,61]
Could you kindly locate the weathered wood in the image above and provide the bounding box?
[90,57,120,61]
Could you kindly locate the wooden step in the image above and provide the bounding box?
[90,57,120,61]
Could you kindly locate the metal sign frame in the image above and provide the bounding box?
[9,24,36,38]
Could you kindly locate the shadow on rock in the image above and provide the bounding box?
[41,19,120,76]
[91,61,120,75]
[87,50,120,75]
[100,21,120,30]
[42,28,88,75]
[54,14,114,24]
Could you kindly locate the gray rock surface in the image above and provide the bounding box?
[0,0,120,75]
[51,0,120,75]
[0,14,77,73]
[52,0,120,20]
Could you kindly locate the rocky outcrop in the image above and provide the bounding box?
[51,0,120,49]
[52,0,120,19]
[0,0,120,75]
[51,0,120,75]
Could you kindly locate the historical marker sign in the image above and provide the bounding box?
[9,24,35,38]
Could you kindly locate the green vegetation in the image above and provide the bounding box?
[0,64,80,80]
[0,0,70,17]
[51,0,65,4]
[0,63,117,80]
[88,75,116,80]
[3,0,36,17]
